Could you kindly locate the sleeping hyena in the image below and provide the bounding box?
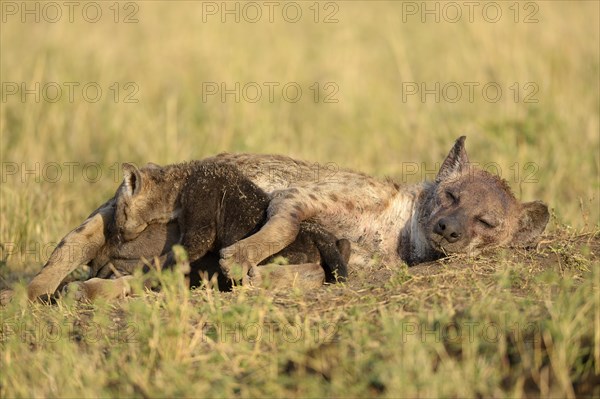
[16,136,548,301]
[211,136,549,278]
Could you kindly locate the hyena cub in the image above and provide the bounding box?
[115,161,350,285]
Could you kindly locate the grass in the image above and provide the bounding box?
[1,1,599,397]
[1,230,598,397]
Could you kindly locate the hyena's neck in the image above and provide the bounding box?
[397,182,444,265]
[364,182,428,263]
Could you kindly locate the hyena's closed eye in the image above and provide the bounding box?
[477,217,497,229]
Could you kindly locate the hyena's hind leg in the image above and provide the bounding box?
[295,222,350,283]
[26,199,115,301]
[329,239,351,282]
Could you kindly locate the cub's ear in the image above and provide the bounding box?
[122,163,143,197]
[436,136,469,182]
[145,162,161,170]
[511,201,550,247]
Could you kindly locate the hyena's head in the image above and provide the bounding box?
[115,163,178,242]
[420,136,549,257]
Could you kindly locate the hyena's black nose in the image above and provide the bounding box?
[434,218,462,243]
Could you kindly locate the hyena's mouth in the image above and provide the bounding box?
[428,232,468,255]
[429,232,486,257]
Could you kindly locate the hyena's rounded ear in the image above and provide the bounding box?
[122,163,142,197]
[436,136,469,182]
[511,201,550,247]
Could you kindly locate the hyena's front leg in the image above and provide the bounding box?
[26,199,115,301]
[219,191,309,281]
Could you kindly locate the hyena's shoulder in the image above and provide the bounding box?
[207,153,323,189]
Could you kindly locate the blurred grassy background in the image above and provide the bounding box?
[1,1,599,268]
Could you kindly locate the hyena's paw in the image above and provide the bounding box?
[62,281,89,302]
[0,289,15,306]
[217,256,236,279]
[218,256,255,284]
[219,244,254,280]
[246,266,263,287]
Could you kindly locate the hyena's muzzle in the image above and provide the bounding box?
[426,208,480,255]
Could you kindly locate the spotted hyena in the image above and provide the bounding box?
[209,136,549,277]
[15,136,548,301]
